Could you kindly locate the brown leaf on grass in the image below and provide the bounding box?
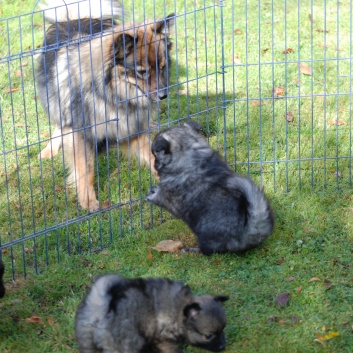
[232,55,242,64]
[315,332,339,342]
[54,185,62,191]
[101,200,111,209]
[300,64,312,76]
[274,292,290,307]
[285,276,295,281]
[21,61,29,67]
[324,279,332,289]
[15,123,28,128]
[284,112,294,122]
[4,87,22,93]
[234,29,243,35]
[261,48,270,54]
[316,28,329,33]
[308,277,321,282]
[327,119,346,126]
[150,240,183,253]
[308,13,315,23]
[297,285,303,293]
[273,86,285,98]
[147,251,153,260]
[25,316,44,325]
[42,132,50,138]
[2,249,8,254]
[251,100,262,107]
[15,70,22,77]
[283,48,294,54]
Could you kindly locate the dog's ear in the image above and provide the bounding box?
[184,121,202,133]
[152,136,170,155]
[183,302,201,318]
[155,13,175,36]
[213,295,229,303]
[114,32,136,61]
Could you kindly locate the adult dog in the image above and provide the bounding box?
[37,0,174,211]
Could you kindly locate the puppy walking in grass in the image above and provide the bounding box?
[75,274,228,353]
[146,121,274,255]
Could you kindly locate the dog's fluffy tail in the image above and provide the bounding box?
[229,176,274,249]
[40,0,123,24]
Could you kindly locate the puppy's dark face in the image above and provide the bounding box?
[151,121,210,174]
[183,295,228,352]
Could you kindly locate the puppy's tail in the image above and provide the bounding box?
[229,177,274,249]
[39,0,123,24]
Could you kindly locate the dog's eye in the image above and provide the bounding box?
[204,334,214,340]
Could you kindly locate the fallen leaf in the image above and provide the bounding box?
[150,240,183,253]
[234,29,243,35]
[316,28,329,33]
[283,48,294,54]
[300,63,312,76]
[2,249,8,254]
[327,119,346,126]
[261,48,270,54]
[147,251,153,260]
[101,200,111,209]
[324,279,332,288]
[4,87,22,93]
[285,276,295,281]
[279,319,286,324]
[273,86,285,98]
[15,123,28,127]
[251,100,262,107]
[25,316,44,324]
[315,332,339,341]
[297,285,303,293]
[24,248,33,253]
[54,185,62,191]
[308,277,320,282]
[21,61,29,67]
[42,132,50,138]
[15,70,22,77]
[274,292,290,307]
[308,12,315,23]
[232,55,242,64]
[284,112,294,122]
[267,316,278,323]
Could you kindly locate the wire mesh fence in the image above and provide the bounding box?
[0,0,352,279]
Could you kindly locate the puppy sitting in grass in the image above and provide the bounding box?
[75,274,228,353]
[146,121,274,255]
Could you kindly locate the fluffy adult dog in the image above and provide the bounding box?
[37,0,174,211]
[75,274,228,353]
[0,259,5,298]
[146,121,274,255]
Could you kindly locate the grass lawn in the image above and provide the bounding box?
[1,0,353,352]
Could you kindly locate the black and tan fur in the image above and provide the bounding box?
[146,121,274,255]
[37,0,174,211]
[75,274,228,353]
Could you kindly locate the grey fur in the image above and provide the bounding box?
[146,121,275,255]
[75,275,228,353]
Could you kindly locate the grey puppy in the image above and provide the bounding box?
[0,259,5,298]
[75,274,228,353]
[146,121,274,255]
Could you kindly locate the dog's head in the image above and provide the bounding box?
[183,294,229,352]
[111,14,175,102]
[152,121,212,174]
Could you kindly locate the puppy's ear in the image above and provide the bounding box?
[184,121,202,133]
[152,136,170,155]
[183,303,201,318]
[155,13,175,36]
[114,32,136,61]
[214,295,229,303]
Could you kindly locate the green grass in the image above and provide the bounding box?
[1,0,353,352]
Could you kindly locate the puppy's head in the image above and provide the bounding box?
[183,294,228,352]
[152,121,211,175]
